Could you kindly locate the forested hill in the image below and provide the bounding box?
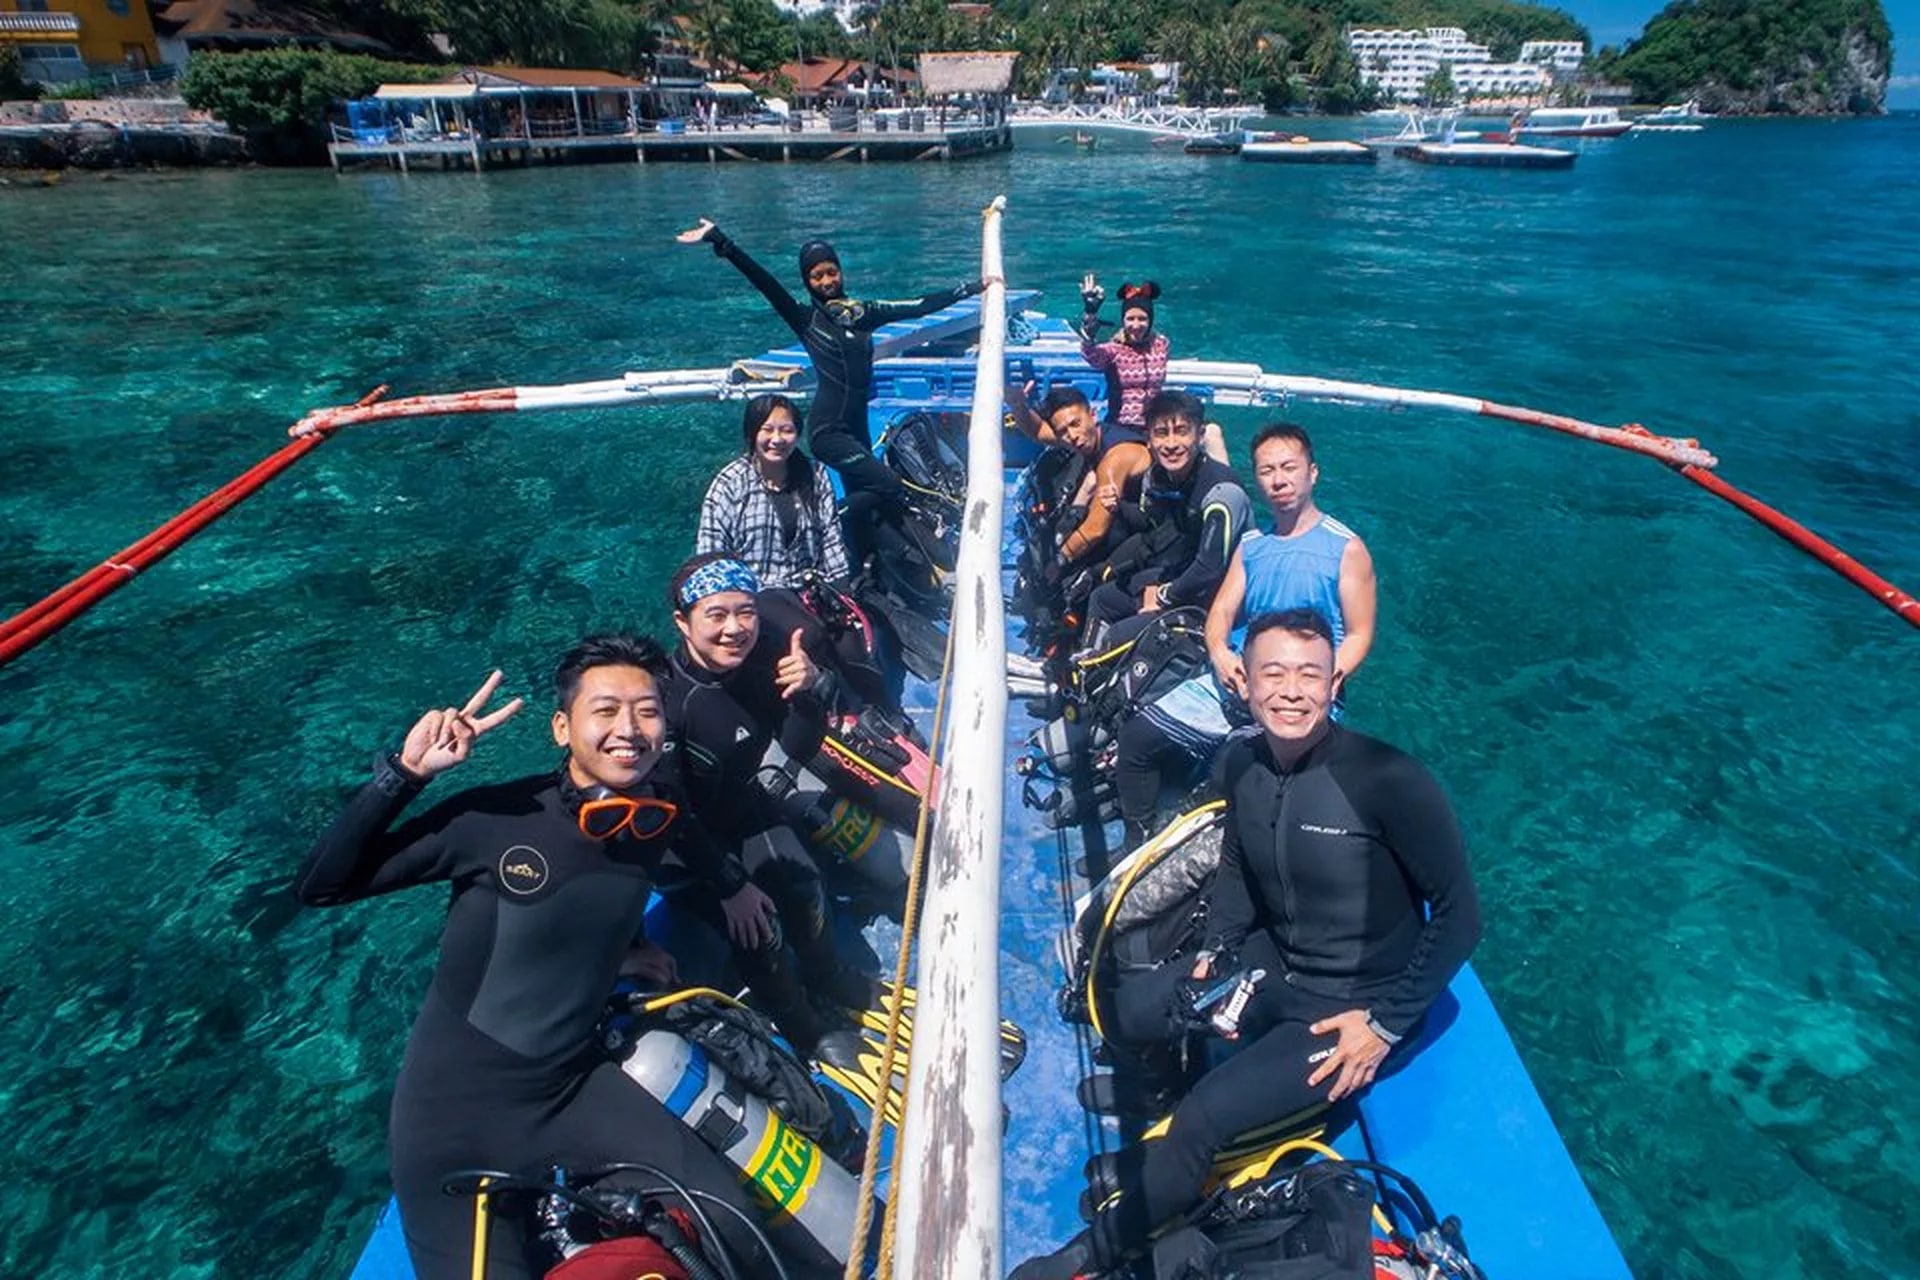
[291,0,1589,110]
[987,0,1589,104]
[1599,0,1891,114]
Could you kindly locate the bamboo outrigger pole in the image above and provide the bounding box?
[890,195,1010,1279]
[4,309,1916,670]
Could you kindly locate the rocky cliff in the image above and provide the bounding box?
[1603,0,1892,114]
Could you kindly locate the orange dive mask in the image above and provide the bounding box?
[576,791,679,842]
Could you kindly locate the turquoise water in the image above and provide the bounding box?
[2,116,1918,1278]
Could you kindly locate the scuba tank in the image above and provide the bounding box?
[756,740,912,890]
[619,1028,874,1269]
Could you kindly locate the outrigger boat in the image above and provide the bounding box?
[3,201,1914,1280]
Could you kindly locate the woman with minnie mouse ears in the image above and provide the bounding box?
[1078,274,1171,445]
[1079,274,1227,463]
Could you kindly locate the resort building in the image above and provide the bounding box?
[1520,40,1587,75]
[0,0,163,84]
[1451,62,1549,99]
[767,0,863,31]
[1348,26,1561,102]
[1036,61,1179,104]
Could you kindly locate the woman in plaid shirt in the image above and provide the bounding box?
[697,394,851,590]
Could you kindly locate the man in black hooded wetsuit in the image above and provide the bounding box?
[677,216,981,565]
[294,636,833,1280]
[1011,609,1482,1280]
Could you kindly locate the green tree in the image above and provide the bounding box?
[1422,60,1457,105]
[387,0,660,69]
[180,49,445,160]
[0,44,42,101]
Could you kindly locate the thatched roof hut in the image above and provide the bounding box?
[915,52,1017,97]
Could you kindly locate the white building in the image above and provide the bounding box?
[1348,27,1564,102]
[769,0,862,31]
[1453,62,1548,97]
[1520,40,1586,75]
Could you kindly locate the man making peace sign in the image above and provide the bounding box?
[294,635,824,1280]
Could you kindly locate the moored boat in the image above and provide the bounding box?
[1395,140,1577,169]
[1514,106,1635,138]
[1240,134,1377,164]
[1643,98,1710,123]
[1183,130,1243,156]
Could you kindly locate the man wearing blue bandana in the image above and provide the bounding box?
[660,554,874,1060]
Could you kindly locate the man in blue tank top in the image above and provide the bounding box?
[1113,423,1376,845]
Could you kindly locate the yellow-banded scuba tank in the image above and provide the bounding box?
[757,741,912,890]
[618,1028,871,1267]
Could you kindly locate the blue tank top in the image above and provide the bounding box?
[1229,516,1353,652]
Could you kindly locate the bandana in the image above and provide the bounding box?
[677,558,761,608]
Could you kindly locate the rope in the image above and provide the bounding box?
[842,623,957,1280]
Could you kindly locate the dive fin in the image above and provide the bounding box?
[863,591,948,682]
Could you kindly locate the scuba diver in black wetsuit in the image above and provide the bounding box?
[1081,390,1253,652]
[658,554,878,1052]
[294,636,835,1280]
[1011,609,1482,1280]
[676,216,982,568]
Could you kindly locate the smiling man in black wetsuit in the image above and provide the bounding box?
[658,554,876,1057]
[1081,389,1253,652]
[294,637,827,1280]
[676,216,981,566]
[1011,608,1482,1280]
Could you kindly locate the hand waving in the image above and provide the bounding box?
[1080,271,1104,312]
[675,217,716,245]
[398,670,524,779]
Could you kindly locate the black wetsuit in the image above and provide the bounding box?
[294,755,820,1280]
[1086,456,1252,645]
[660,637,870,1044]
[702,227,978,559]
[1083,726,1482,1270]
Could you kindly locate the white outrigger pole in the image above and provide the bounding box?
[6,242,1914,665]
[892,195,1010,1278]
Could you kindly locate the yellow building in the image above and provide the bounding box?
[0,0,163,84]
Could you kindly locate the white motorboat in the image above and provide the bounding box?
[1515,106,1635,138]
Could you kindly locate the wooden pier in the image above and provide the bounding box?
[328,119,1012,173]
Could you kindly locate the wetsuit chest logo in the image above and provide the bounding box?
[497,845,551,895]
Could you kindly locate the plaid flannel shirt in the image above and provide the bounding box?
[695,454,851,589]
